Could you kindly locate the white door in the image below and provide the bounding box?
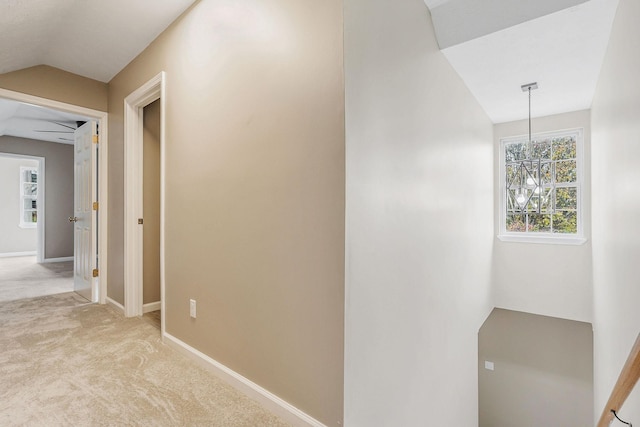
[72,121,98,302]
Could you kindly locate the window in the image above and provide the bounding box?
[19,167,38,228]
[499,129,585,244]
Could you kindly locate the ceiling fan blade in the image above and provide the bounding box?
[51,121,77,130]
[34,130,73,133]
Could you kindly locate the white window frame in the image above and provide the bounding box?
[19,166,38,229]
[498,128,586,245]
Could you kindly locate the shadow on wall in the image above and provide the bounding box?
[479,308,593,427]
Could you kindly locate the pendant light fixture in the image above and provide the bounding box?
[505,82,554,215]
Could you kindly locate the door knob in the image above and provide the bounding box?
[68,216,79,223]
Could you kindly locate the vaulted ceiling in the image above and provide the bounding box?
[0,0,622,142]
[424,0,619,123]
[0,0,197,83]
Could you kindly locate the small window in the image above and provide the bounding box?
[19,167,38,229]
[499,129,585,245]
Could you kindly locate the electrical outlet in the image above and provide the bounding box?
[484,360,494,371]
[190,299,196,318]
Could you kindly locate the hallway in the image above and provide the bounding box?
[0,293,287,426]
[0,256,73,302]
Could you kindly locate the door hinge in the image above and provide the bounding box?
[92,135,99,144]
[92,268,99,278]
[92,202,99,211]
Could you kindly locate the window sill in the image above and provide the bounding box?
[497,234,587,246]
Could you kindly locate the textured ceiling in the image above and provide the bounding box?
[0,0,197,83]
[426,0,619,123]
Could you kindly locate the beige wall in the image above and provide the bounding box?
[107,0,345,424]
[343,0,494,424]
[479,308,593,427]
[143,100,161,304]
[0,65,108,112]
[591,0,640,422]
[0,136,74,259]
[492,110,592,323]
[0,156,38,254]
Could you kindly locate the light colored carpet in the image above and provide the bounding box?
[143,310,161,329]
[0,293,290,427]
[0,256,74,302]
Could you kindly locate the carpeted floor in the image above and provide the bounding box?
[0,256,74,302]
[0,293,289,427]
[143,310,161,329]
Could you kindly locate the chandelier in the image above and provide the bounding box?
[505,82,555,215]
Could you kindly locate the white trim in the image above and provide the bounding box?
[163,333,327,427]
[498,128,585,243]
[106,297,125,313]
[18,166,38,229]
[37,158,45,263]
[41,256,73,263]
[0,251,37,258]
[497,234,587,245]
[0,88,108,305]
[0,89,106,121]
[98,114,109,305]
[142,301,161,313]
[124,72,165,330]
[159,76,166,339]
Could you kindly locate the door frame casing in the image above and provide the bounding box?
[123,72,165,333]
[0,87,109,304]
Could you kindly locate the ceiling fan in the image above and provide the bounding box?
[34,120,86,142]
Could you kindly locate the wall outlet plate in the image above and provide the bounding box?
[190,299,196,318]
[484,361,495,371]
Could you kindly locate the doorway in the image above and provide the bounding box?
[0,88,109,304]
[142,99,161,323]
[123,72,165,335]
[0,153,70,302]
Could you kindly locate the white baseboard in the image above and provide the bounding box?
[0,251,36,258]
[163,333,326,427]
[106,297,125,313]
[41,256,73,263]
[142,301,161,313]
